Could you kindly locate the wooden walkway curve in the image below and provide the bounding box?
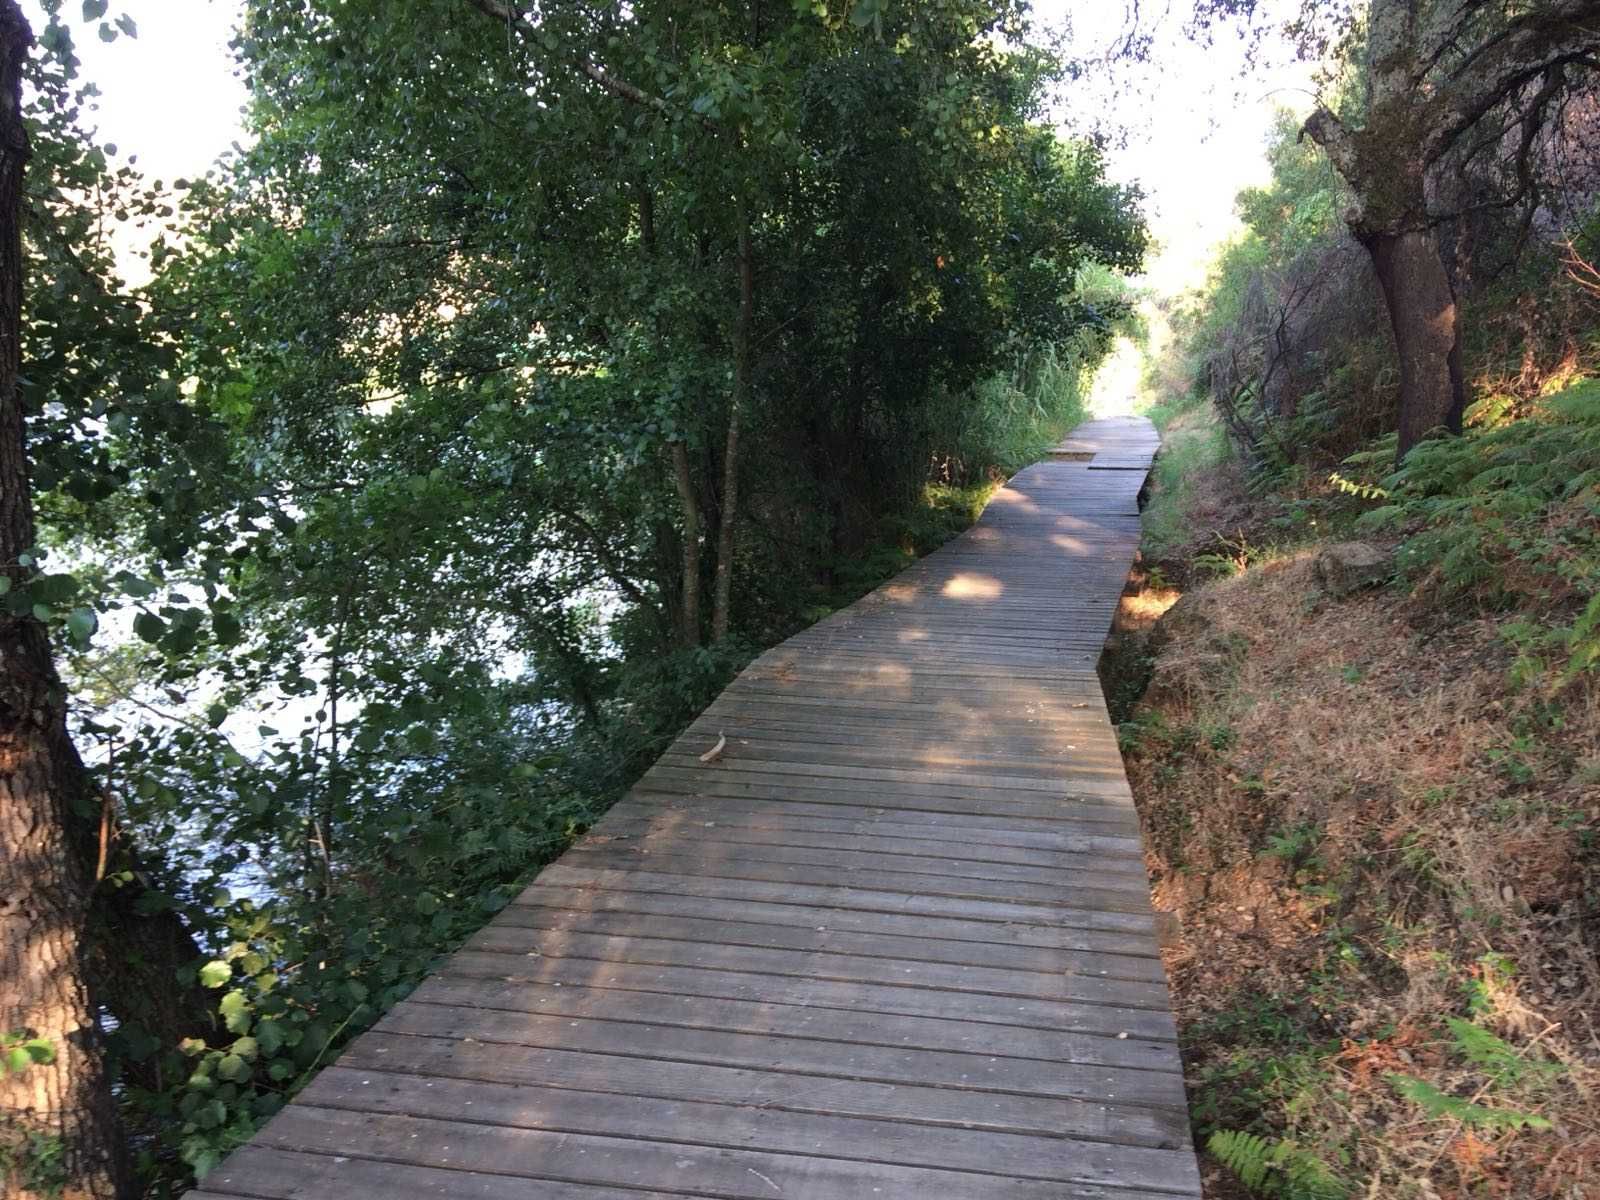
[193,416,1200,1200]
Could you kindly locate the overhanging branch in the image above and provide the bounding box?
[460,0,715,128]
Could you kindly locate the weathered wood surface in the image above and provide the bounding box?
[196,415,1199,1199]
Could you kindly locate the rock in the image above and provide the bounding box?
[1142,651,1235,707]
[1313,541,1391,597]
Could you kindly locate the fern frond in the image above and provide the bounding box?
[1446,1017,1563,1086]
[1388,1074,1552,1130]
[1207,1128,1349,1199]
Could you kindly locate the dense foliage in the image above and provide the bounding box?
[3,3,1146,1194]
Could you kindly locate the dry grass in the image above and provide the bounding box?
[1125,556,1600,1199]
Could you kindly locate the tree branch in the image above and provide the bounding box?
[550,505,666,631]
[460,0,714,128]
[464,0,518,21]
[1430,3,1600,162]
[1300,106,1363,225]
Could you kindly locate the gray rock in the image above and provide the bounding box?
[1314,542,1392,597]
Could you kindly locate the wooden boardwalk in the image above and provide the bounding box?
[193,416,1200,1200]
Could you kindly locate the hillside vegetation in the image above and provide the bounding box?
[1120,45,1600,1200]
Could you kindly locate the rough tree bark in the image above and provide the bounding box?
[1299,0,1600,457]
[1367,228,1467,448]
[0,5,127,1196]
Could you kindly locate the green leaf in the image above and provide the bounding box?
[213,610,242,645]
[219,989,252,1033]
[67,607,97,645]
[133,611,165,643]
[254,1020,284,1055]
[216,1053,249,1082]
[1389,1074,1552,1131]
[22,1038,55,1065]
[198,960,232,988]
[33,572,78,602]
[5,1046,32,1074]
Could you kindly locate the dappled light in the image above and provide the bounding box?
[939,572,1004,600]
[9,0,1597,1196]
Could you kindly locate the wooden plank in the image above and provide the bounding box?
[433,951,1180,1040]
[399,976,1184,1080]
[634,767,1138,811]
[554,847,1157,912]
[494,903,1168,981]
[566,830,1154,893]
[618,790,1143,845]
[601,795,1146,855]
[337,1034,1190,1146]
[580,815,1151,875]
[460,925,1174,1008]
[294,1068,1201,1193]
[507,882,1163,961]
[537,863,1160,935]
[252,1106,1189,1200]
[193,1147,681,1200]
[535,863,1160,937]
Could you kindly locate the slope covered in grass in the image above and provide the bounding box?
[1121,382,1600,1198]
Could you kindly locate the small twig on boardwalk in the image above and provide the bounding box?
[698,732,727,764]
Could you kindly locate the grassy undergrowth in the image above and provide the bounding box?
[1139,403,1238,568]
[1123,381,1600,1198]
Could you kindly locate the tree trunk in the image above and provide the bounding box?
[668,442,702,647]
[640,183,705,649]
[85,865,215,1100]
[1365,228,1466,456]
[711,199,754,643]
[0,6,127,1196]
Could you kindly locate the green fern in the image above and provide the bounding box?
[1388,1074,1552,1130]
[1563,593,1600,683]
[1339,379,1600,687]
[1446,1017,1563,1088]
[1328,470,1389,500]
[1208,1129,1349,1199]
[1192,551,1242,578]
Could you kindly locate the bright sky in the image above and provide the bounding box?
[36,0,1315,298]
[1034,0,1318,295]
[33,0,248,183]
